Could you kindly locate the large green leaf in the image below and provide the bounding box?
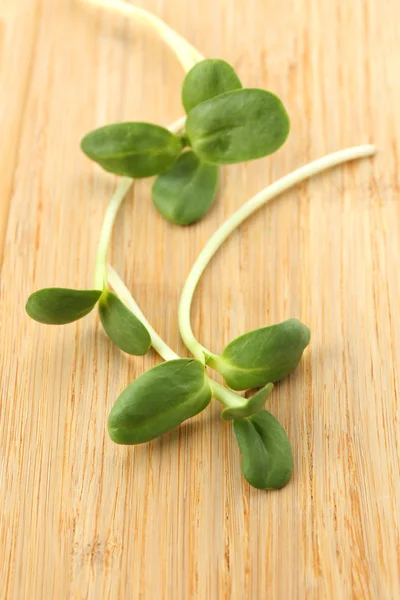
[233,409,293,490]
[152,151,219,225]
[108,359,212,444]
[81,122,183,178]
[207,318,311,390]
[182,58,242,113]
[99,290,151,355]
[25,288,101,324]
[186,88,290,165]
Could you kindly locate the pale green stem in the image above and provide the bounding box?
[79,0,204,70]
[89,0,200,288]
[94,178,132,289]
[178,144,377,360]
[107,265,248,408]
[94,115,187,290]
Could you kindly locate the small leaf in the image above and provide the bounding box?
[152,151,219,225]
[233,409,293,490]
[25,288,101,324]
[81,122,183,178]
[182,58,242,113]
[208,318,311,390]
[108,359,212,444]
[186,88,290,165]
[221,383,274,420]
[99,290,151,355]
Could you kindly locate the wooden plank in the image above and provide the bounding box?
[0,0,399,598]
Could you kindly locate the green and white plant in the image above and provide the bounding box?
[26,0,376,489]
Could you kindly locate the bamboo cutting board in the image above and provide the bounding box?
[1,1,399,598]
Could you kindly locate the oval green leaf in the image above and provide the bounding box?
[25,288,101,325]
[208,318,311,390]
[233,409,293,490]
[186,88,290,165]
[99,290,151,355]
[221,383,274,421]
[182,58,242,113]
[108,358,212,444]
[81,122,183,178]
[152,151,219,225]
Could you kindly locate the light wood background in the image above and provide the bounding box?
[1,0,399,598]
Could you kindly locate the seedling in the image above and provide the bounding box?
[80,57,290,224]
[25,0,376,490]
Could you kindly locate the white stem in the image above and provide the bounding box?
[94,115,187,290]
[178,144,377,359]
[79,0,204,70]
[94,177,132,289]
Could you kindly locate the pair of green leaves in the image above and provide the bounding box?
[108,358,292,490]
[216,318,309,488]
[25,287,151,356]
[81,58,290,225]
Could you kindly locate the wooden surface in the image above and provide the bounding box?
[1,0,399,598]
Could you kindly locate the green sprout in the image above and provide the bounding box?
[25,0,376,490]
[80,57,290,224]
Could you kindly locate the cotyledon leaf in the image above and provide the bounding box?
[108,358,212,444]
[152,151,219,225]
[81,122,183,178]
[25,288,101,325]
[233,409,293,490]
[185,88,290,165]
[207,318,311,391]
[181,58,242,113]
[99,289,151,356]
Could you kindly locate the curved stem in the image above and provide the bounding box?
[79,0,204,70]
[94,178,132,289]
[94,115,187,290]
[178,144,377,359]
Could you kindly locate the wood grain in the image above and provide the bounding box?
[1,0,399,598]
